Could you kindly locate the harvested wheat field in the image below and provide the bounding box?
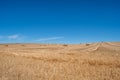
[0,42,120,80]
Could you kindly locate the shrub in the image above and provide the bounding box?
[21,45,25,47]
[5,45,9,47]
[63,44,68,47]
[86,44,90,46]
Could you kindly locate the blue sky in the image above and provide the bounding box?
[0,0,120,44]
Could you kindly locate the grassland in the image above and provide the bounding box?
[0,42,120,80]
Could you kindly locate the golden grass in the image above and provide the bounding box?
[0,42,120,80]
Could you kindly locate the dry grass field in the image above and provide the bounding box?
[0,42,120,80]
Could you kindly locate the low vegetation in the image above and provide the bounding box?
[0,42,120,80]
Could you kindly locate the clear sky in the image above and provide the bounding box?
[0,0,120,44]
